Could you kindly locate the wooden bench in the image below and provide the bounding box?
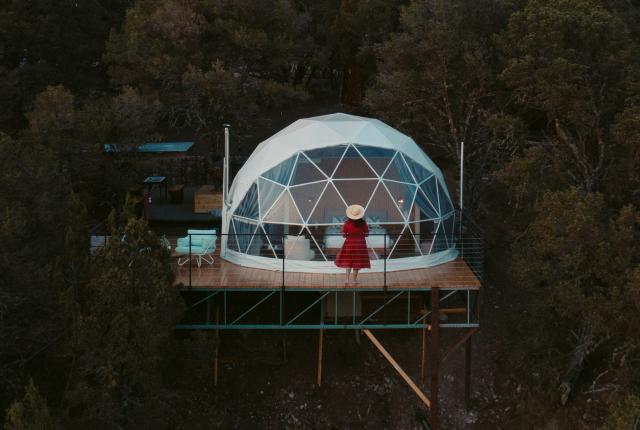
[193,185,222,213]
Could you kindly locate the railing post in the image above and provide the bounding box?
[281,233,285,326]
[383,233,387,291]
[189,234,192,289]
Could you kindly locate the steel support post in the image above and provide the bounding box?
[430,287,440,430]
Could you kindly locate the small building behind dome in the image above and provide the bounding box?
[222,113,457,272]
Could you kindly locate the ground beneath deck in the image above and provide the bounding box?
[172,327,499,430]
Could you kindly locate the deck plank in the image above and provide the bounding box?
[173,256,481,290]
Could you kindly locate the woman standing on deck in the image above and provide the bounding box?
[335,204,370,284]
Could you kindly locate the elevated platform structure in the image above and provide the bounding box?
[171,234,482,331]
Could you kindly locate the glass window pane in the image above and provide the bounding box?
[258,178,285,218]
[290,153,326,185]
[303,145,347,177]
[262,154,297,184]
[333,146,376,179]
[355,145,395,176]
[419,176,440,216]
[383,153,414,183]
[412,186,439,220]
[382,180,417,221]
[365,182,404,223]
[404,156,433,183]
[431,218,450,253]
[437,180,454,215]
[389,224,421,259]
[333,179,377,209]
[264,190,304,224]
[308,183,347,224]
[290,182,328,222]
[234,183,259,219]
[411,220,438,255]
[227,220,240,252]
[246,225,271,257]
[233,218,258,253]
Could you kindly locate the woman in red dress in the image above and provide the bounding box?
[335,204,370,284]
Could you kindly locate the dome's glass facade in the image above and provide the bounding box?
[227,143,456,264]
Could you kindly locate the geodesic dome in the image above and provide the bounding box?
[221,113,457,272]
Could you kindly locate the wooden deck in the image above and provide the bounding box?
[172,252,481,290]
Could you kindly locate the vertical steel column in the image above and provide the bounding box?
[430,287,440,430]
[188,234,192,289]
[383,233,387,291]
[465,335,472,408]
[280,234,285,325]
[214,306,220,385]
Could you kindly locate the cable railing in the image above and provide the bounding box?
[88,219,484,290]
[165,231,483,290]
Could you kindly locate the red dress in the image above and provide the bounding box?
[335,219,370,269]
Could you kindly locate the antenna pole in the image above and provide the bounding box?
[459,141,464,231]
[223,124,231,206]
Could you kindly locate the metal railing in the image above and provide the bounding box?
[167,231,483,290]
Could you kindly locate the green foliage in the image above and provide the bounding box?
[497,0,639,191]
[601,395,640,430]
[62,219,183,428]
[104,0,310,144]
[507,188,640,389]
[0,0,129,130]
[3,380,59,430]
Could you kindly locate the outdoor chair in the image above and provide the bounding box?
[175,229,217,267]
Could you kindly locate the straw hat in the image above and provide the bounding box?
[346,204,365,220]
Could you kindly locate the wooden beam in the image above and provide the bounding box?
[362,329,431,408]
[442,327,479,361]
[430,287,440,430]
[317,329,324,387]
[420,315,428,386]
[440,307,467,314]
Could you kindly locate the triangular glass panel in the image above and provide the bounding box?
[419,176,441,216]
[383,153,415,183]
[285,227,325,261]
[332,146,376,179]
[441,213,456,248]
[382,180,417,221]
[373,224,403,259]
[264,190,304,224]
[290,153,326,185]
[262,223,298,258]
[365,182,404,223]
[290,182,328,222]
[410,220,438,255]
[431,220,449,254]
[261,154,297,185]
[354,145,395,176]
[412,187,439,220]
[227,220,240,252]
[308,183,347,225]
[389,224,421,259]
[333,179,378,209]
[232,218,258,253]
[235,183,259,219]
[437,180,454,216]
[258,177,285,218]
[306,225,330,260]
[403,155,433,183]
[303,145,348,178]
[246,225,270,256]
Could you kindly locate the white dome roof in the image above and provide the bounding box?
[228,113,447,213]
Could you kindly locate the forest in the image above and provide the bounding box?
[1,0,640,428]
